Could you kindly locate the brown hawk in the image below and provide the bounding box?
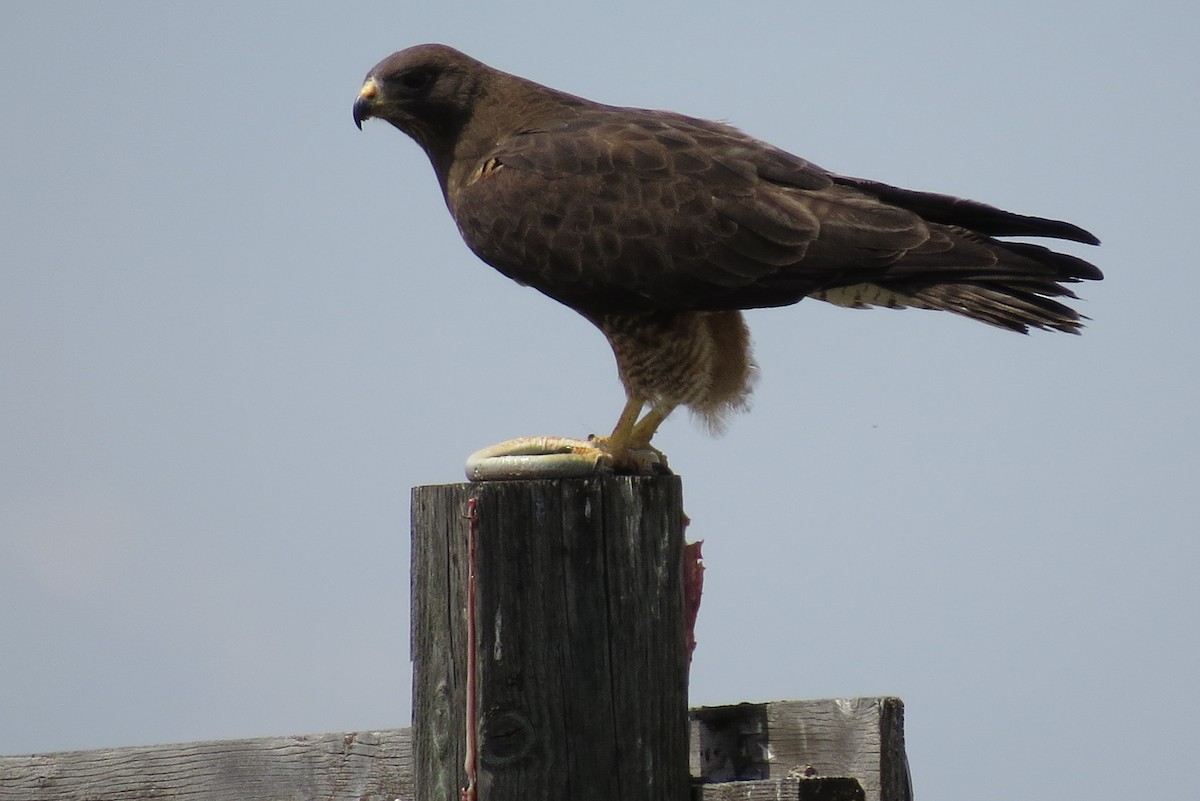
[352,44,1102,480]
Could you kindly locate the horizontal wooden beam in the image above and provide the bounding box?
[0,697,909,801]
[698,776,865,801]
[0,729,414,801]
[691,697,911,801]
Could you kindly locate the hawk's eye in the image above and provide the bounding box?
[397,68,434,93]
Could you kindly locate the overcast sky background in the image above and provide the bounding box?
[2,3,1197,800]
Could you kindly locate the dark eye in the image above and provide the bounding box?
[398,68,433,92]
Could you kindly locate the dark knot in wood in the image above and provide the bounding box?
[479,708,535,766]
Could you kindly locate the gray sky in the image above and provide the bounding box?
[2,3,1196,800]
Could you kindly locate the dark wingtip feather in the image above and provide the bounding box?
[1002,242,1105,282]
[832,175,1101,246]
[1019,217,1100,246]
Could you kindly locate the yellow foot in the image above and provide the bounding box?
[465,435,669,482]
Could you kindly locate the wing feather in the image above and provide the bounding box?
[449,107,1101,328]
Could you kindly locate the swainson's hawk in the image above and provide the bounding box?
[352,44,1102,480]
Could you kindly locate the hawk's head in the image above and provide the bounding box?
[353,43,490,157]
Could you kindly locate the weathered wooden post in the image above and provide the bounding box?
[0,472,913,800]
[410,475,689,801]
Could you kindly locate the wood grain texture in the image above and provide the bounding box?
[697,776,864,801]
[0,729,413,801]
[691,697,911,801]
[1,697,910,801]
[411,476,690,801]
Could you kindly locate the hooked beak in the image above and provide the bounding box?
[353,79,378,130]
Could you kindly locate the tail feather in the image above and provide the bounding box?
[909,282,1088,334]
